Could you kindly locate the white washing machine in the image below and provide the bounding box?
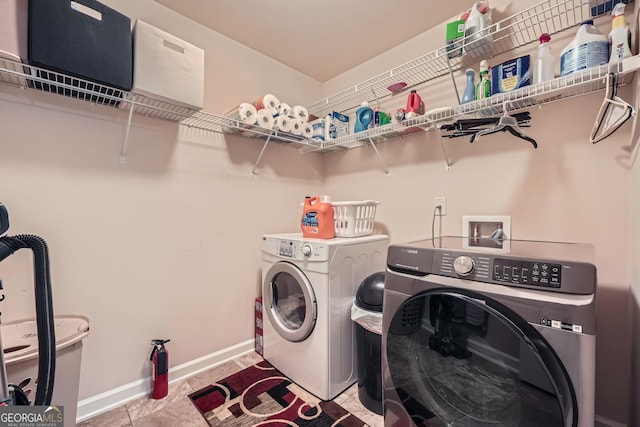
[261,232,388,401]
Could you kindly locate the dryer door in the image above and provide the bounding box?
[263,261,317,342]
[384,288,577,427]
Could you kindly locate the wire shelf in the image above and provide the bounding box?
[0,57,199,122]
[302,57,638,153]
[0,0,634,162]
[180,110,321,146]
[306,0,600,118]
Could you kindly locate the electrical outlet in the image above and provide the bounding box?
[435,197,446,215]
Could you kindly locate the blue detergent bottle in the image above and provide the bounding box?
[354,102,373,133]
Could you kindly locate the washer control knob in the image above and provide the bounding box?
[301,244,312,257]
[454,256,475,276]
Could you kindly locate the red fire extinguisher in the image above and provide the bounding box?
[150,339,170,399]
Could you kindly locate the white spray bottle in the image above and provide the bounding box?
[609,2,632,62]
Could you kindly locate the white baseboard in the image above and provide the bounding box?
[76,339,254,423]
[595,415,627,427]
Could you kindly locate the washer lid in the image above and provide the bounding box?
[355,271,385,312]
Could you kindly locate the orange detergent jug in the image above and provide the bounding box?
[301,196,335,239]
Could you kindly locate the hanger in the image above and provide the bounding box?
[470,103,538,148]
[590,73,636,144]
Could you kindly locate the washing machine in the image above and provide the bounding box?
[261,232,388,401]
[382,236,596,427]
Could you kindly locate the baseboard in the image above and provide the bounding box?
[595,415,627,427]
[76,339,254,423]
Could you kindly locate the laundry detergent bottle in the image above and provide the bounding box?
[354,101,374,133]
[609,2,632,62]
[301,196,335,239]
[560,20,608,76]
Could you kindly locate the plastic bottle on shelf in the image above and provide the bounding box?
[405,90,423,118]
[464,1,493,57]
[534,33,555,84]
[354,101,374,133]
[475,60,491,99]
[324,114,334,142]
[560,20,608,76]
[461,69,476,104]
[609,2,632,62]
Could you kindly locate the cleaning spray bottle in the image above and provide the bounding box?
[609,2,632,62]
[534,33,555,84]
[475,60,491,99]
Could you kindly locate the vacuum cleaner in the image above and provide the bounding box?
[0,202,56,406]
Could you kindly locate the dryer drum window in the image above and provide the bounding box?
[386,290,575,426]
[271,272,308,329]
[262,262,317,343]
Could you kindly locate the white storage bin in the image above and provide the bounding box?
[0,0,28,86]
[333,201,379,237]
[128,19,205,115]
[2,315,90,427]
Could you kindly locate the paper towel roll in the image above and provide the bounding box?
[277,103,292,117]
[273,115,291,133]
[253,93,280,116]
[289,117,303,135]
[223,103,257,133]
[291,105,309,123]
[256,109,275,130]
[301,122,313,139]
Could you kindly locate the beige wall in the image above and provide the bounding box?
[0,0,323,402]
[0,0,636,425]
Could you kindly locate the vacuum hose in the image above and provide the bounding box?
[0,235,56,406]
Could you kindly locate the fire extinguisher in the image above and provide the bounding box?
[150,339,170,399]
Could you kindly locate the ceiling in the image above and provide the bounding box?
[152,0,464,82]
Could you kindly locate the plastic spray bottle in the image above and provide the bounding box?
[534,33,555,84]
[475,60,491,99]
[609,2,632,62]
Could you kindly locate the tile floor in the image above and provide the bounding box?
[77,352,384,427]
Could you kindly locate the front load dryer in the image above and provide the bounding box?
[261,233,388,401]
[382,236,596,427]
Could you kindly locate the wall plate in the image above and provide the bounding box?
[462,215,511,253]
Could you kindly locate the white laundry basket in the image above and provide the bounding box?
[333,201,379,237]
[2,315,90,427]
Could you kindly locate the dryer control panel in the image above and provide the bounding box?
[262,236,330,262]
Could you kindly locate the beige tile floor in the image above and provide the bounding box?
[77,352,384,427]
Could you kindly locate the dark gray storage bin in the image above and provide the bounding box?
[28,0,132,102]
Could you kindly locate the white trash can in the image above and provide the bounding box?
[1,315,90,427]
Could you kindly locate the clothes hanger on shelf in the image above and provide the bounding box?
[470,103,537,148]
[590,72,636,144]
[441,112,531,135]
